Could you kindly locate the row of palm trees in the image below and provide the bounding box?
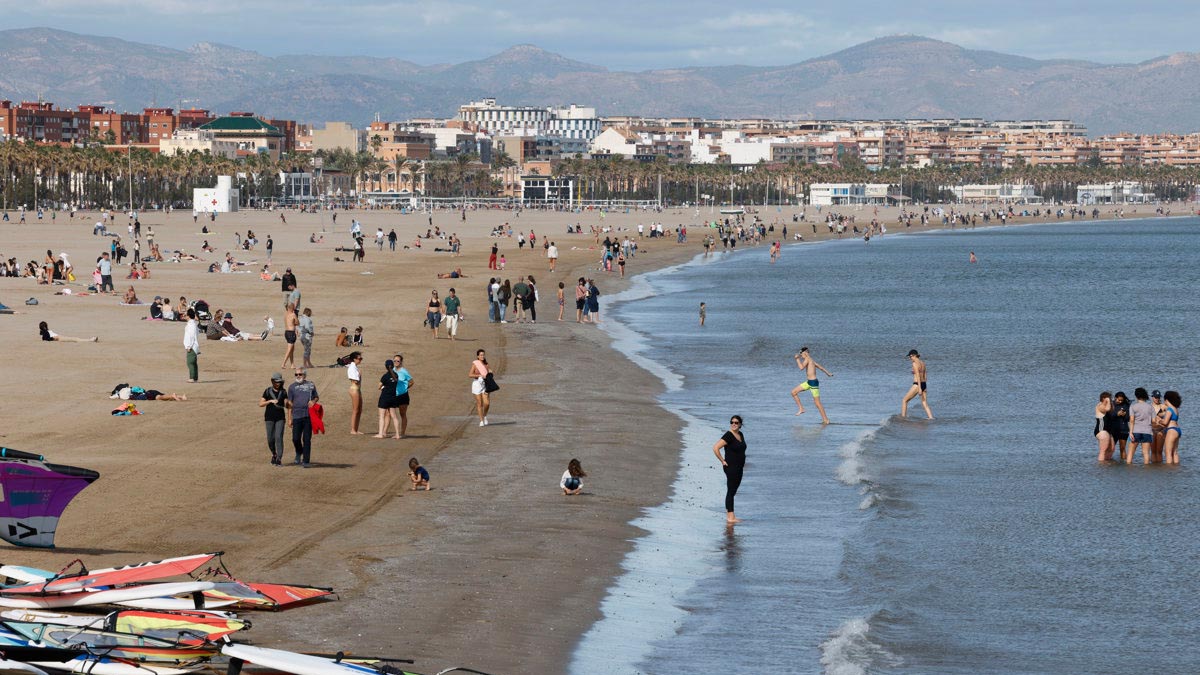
[555,155,1200,204]
[2,138,1198,210]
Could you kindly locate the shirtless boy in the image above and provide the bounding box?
[901,349,934,419]
[790,347,832,423]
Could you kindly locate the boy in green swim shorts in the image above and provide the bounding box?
[791,347,832,424]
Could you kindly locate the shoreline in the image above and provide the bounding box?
[0,203,1181,674]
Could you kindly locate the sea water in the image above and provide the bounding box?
[573,218,1200,674]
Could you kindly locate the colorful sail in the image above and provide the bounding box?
[111,609,249,644]
[1,553,221,594]
[1,620,219,664]
[0,448,99,549]
[202,582,336,611]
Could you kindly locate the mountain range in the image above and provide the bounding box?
[1,28,1199,135]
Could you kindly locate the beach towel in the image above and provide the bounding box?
[111,402,141,415]
[310,402,326,434]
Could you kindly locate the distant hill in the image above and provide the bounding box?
[1,29,1199,134]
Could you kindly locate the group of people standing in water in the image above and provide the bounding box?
[1095,387,1182,464]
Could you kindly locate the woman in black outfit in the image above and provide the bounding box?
[712,415,746,524]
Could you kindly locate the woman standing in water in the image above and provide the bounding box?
[1095,391,1114,461]
[1160,391,1182,465]
[712,415,746,524]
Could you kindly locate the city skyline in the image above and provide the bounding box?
[5,0,1199,71]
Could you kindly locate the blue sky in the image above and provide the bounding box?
[4,0,1197,69]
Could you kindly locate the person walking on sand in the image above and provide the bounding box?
[426,290,443,338]
[557,282,565,321]
[299,308,315,369]
[347,352,364,435]
[901,349,933,419]
[443,288,462,340]
[260,372,289,466]
[469,349,491,426]
[712,415,746,524]
[790,346,832,423]
[287,367,319,467]
[182,308,201,382]
[547,241,558,271]
[281,302,298,369]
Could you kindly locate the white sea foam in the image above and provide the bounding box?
[835,420,887,487]
[573,259,727,674]
[819,616,897,675]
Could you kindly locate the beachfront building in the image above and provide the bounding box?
[194,175,239,213]
[809,183,894,206]
[946,183,1041,203]
[521,175,575,203]
[197,114,286,160]
[159,129,239,159]
[1076,182,1154,204]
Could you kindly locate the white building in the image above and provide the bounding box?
[159,129,239,159]
[1076,181,1153,204]
[946,183,1040,203]
[460,99,602,143]
[590,127,642,156]
[809,183,894,206]
[194,175,240,213]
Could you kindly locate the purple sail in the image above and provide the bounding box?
[0,448,100,548]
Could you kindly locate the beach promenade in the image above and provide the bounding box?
[0,201,1176,672]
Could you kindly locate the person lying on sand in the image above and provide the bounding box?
[437,268,467,279]
[40,321,98,342]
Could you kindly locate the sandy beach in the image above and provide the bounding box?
[0,201,1177,673]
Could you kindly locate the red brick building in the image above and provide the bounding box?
[0,100,89,143]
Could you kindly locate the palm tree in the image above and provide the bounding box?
[454,152,478,202]
[390,155,411,193]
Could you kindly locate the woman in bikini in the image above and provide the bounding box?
[426,290,442,339]
[1160,391,1182,465]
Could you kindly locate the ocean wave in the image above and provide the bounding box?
[835,418,890,487]
[819,615,899,675]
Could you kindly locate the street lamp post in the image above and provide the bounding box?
[127,143,133,215]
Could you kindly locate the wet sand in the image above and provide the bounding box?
[0,201,1174,673]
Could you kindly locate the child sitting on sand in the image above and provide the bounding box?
[408,457,430,491]
[335,327,350,347]
[560,458,586,495]
[352,326,366,346]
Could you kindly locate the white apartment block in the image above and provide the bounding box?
[459,99,601,142]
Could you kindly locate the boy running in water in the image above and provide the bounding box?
[791,347,832,423]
